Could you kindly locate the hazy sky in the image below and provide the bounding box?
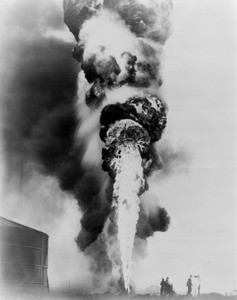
[0,0,236,295]
[133,0,237,294]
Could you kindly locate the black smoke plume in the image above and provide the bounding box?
[136,206,170,239]
[1,0,112,252]
[1,0,177,291]
[63,2,173,290]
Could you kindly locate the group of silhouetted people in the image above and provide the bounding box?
[160,274,201,297]
[160,277,175,297]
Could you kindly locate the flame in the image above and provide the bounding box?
[112,144,144,292]
[63,0,172,292]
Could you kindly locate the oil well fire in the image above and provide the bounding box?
[1,0,173,296]
[64,0,172,293]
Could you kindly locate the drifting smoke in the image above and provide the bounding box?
[0,0,176,294]
[64,0,172,292]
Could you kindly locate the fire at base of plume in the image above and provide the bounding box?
[62,0,172,292]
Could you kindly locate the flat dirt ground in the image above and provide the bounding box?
[1,292,237,300]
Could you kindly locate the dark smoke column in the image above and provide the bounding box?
[64,0,172,292]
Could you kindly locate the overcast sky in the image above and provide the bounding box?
[0,0,236,295]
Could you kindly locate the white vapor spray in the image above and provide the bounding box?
[64,0,172,292]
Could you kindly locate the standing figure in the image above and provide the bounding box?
[164,277,175,296]
[186,275,193,296]
[160,278,165,296]
[193,275,201,297]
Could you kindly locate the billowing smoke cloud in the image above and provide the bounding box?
[1,1,114,291]
[1,0,113,254]
[1,1,78,179]
[136,206,170,239]
[0,0,97,291]
[0,0,182,294]
[63,0,173,292]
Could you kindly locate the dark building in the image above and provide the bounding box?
[0,217,49,296]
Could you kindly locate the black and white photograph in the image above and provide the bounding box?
[0,0,236,299]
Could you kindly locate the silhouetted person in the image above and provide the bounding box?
[160,278,165,296]
[198,284,201,296]
[167,277,173,291]
[186,275,192,296]
[164,277,174,296]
